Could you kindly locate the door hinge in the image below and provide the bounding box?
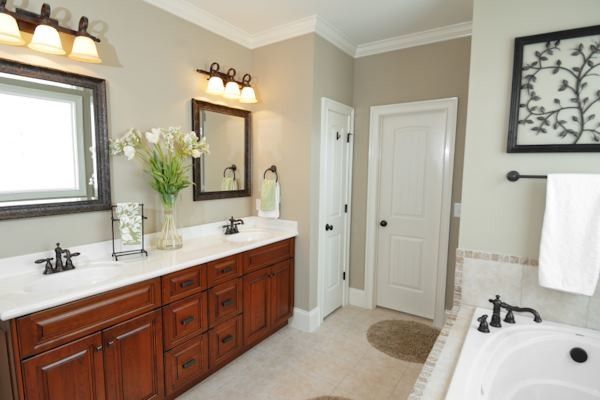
[336,131,341,141]
[347,132,353,143]
[342,271,346,280]
[344,204,348,213]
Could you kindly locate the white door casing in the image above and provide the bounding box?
[318,98,354,321]
[365,98,457,328]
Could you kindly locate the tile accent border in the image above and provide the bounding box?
[408,307,459,399]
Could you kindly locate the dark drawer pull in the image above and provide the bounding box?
[180,280,195,289]
[181,316,195,326]
[222,335,234,344]
[220,266,234,274]
[222,299,234,307]
[182,359,197,369]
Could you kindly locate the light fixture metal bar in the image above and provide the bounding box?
[196,68,246,87]
[5,5,101,42]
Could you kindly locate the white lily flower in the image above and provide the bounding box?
[145,128,161,144]
[123,145,136,160]
[191,149,203,158]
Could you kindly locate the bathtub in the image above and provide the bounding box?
[445,307,600,400]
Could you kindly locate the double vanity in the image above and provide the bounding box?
[0,218,297,400]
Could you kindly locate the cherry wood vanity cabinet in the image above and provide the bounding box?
[0,237,295,400]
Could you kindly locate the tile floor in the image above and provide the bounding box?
[178,306,429,400]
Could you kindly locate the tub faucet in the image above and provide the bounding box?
[488,295,504,328]
[500,302,542,323]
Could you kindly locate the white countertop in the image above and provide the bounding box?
[0,217,298,321]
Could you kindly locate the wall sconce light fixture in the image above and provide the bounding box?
[0,1,102,63]
[0,1,25,46]
[197,62,258,104]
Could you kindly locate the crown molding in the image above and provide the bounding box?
[250,15,318,49]
[355,21,472,58]
[313,16,357,56]
[144,0,252,48]
[144,0,471,58]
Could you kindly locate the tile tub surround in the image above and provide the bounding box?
[178,306,426,400]
[0,217,297,320]
[458,249,599,330]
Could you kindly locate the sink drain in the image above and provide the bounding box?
[570,347,588,363]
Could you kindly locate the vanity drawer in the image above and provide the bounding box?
[209,314,243,368]
[163,292,208,350]
[164,333,209,396]
[242,239,294,274]
[206,255,242,288]
[17,279,161,358]
[208,279,243,328]
[162,265,207,304]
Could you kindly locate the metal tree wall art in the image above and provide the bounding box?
[508,25,600,152]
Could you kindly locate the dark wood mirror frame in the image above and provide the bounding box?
[192,100,251,201]
[0,58,110,220]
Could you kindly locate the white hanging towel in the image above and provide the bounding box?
[257,182,280,219]
[539,174,600,296]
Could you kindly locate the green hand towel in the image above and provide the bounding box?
[261,179,277,211]
[221,177,235,191]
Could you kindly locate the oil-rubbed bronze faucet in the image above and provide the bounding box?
[223,217,244,235]
[34,243,80,275]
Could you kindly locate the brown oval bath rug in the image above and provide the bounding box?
[366,320,440,363]
[308,397,352,400]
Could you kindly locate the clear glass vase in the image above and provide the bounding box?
[157,193,183,250]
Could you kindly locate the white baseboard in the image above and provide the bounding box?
[289,307,321,332]
[349,288,370,308]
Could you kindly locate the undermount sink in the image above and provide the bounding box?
[23,263,123,294]
[225,229,271,243]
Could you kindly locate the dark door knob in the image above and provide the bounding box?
[380,220,388,227]
[325,224,334,231]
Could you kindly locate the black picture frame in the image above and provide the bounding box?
[191,100,252,201]
[507,25,600,153]
[0,58,111,220]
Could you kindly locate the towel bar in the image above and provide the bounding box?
[506,170,548,182]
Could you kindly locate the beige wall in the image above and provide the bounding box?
[252,35,315,310]
[459,0,600,258]
[350,38,471,308]
[252,34,354,311]
[0,0,253,258]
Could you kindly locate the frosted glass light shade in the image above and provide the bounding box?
[0,12,25,46]
[69,35,101,63]
[29,24,65,55]
[224,81,240,99]
[240,86,257,104]
[206,76,225,95]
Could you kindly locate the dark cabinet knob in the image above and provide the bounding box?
[380,220,388,227]
[325,224,334,231]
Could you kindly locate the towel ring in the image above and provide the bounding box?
[223,164,237,179]
[263,165,278,182]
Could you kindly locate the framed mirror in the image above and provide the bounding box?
[0,58,110,220]
[192,100,251,200]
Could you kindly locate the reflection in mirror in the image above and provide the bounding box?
[192,100,251,201]
[0,59,110,219]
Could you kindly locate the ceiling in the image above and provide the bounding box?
[144,0,474,57]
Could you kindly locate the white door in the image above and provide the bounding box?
[374,100,456,319]
[319,98,354,320]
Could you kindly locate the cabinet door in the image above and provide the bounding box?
[103,310,164,400]
[270,260,294,329]
[22,333,105,400]
[243,268,271,347]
